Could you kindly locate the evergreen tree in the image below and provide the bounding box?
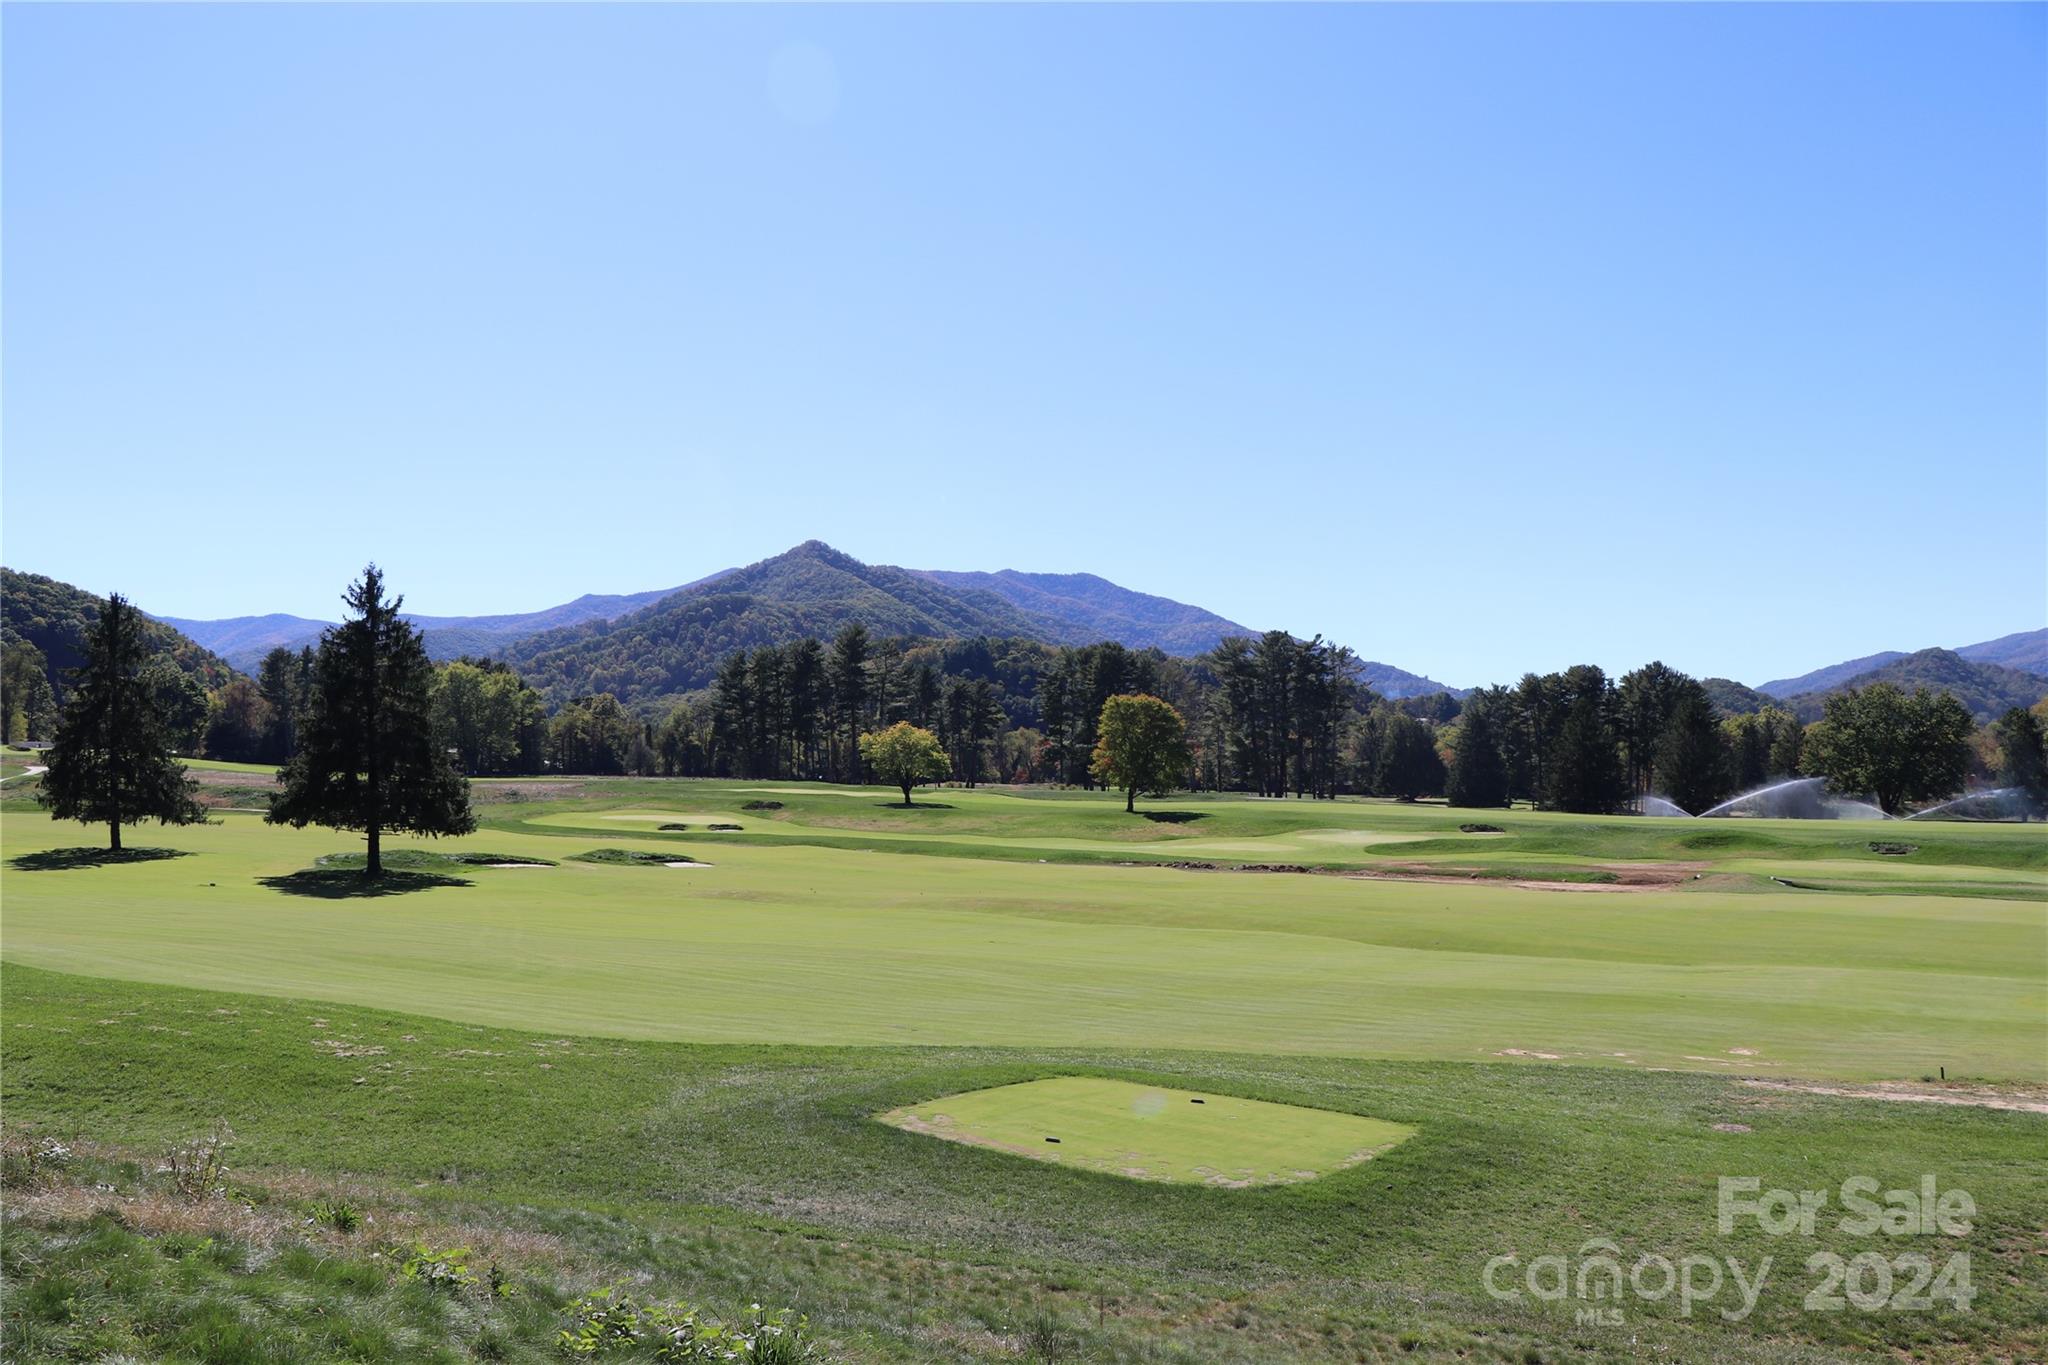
[1652,691,1729,814]
[1374,712,1444,801]
[828,624,870,781]
[1545,691,1627,814]
[1992,706,2048,818]
[257,645,312,762]
[267,566,474,875]
[1445,705,1510,809]
[38,594,207,851]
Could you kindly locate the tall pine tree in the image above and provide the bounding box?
[267,566,474,875]
[38,594,206,851]
[1445,705,1510,809]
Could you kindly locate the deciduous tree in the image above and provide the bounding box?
[1802,683,1971,816]
[1091,693,1190,813]
[859,721,950,806]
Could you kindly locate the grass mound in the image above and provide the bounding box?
[881,1076,1415,1186]
[570,848,698,866]
[1677,830,1780,852]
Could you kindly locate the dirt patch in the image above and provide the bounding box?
[1741,1079,2048,1115]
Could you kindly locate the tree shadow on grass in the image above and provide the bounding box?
[873,801,954,810]
[258,869,472,899]
[9,847,195,872]
[1140,811,1207,824]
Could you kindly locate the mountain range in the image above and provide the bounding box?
[146,542,1456,705]
[155,576,726,673]
[7,547,2041,723]
[1758,628,2047,698]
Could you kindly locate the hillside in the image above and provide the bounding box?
[1701,676,1775,716]
[500,542,1464,710]
[3,568,240,701]
[1354,661,1462,701]
[914,568,1254,656]
[163,580,715,671]
[1957,627,2047,677]
[1758,649,1908,699]
[1759,627,2046,697]
[501,542,1059,708]
[1786,648,2048,723]
[151,613,333,671]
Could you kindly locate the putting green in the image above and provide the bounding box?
[880,1076,1416,1186]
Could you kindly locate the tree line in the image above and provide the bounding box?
[29,567,2048,870]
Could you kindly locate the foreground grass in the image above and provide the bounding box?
[5,965,2043,1364]
[2,1142,825,1364]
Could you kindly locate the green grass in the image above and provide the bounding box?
[880,1076,1415,1185]
[3,965,2041,1363]
[3,794,2041,1080]
[5,779,2045,1362]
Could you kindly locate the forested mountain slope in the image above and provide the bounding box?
[913,568,1253,656]
[1785,648,2047,723]
[4,568,238,700]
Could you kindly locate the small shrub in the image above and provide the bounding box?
[707,823,743,832]
[160,1122,233,1202]
[308,1198,361,1234]
[1020,1312,1078,1364]
[558,1285,645,1354]
[740,800,783,811]
[557,1288,815,1361]
[400,1241,478,1292]
[1459,823,1504,834]
[1,1134,70,1190]
[1869,841,1918,856]
[659,823,689,831]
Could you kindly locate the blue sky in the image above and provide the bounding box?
[4,4,2041,688]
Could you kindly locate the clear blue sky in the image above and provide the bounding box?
[4,3,2041,688]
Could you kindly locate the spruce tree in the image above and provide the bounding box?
[267,566,474,875]
[1991,706,2048,818]
[1374,712,1445,802]
[1445,706,1510,809]
[38,593,207,851]
[1545,694,1627,814]
[1652,692,1730,815]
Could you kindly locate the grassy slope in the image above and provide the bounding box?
[2,804,2041,1080]
[3,965,2041,1364]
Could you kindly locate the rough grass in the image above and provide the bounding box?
[3,966,2042,1364]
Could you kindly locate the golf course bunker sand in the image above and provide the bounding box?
[879,1076,1415,1186]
